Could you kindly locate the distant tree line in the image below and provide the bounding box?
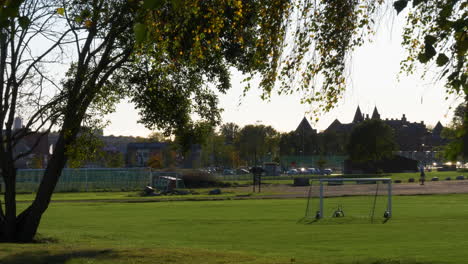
[72,108,465,170]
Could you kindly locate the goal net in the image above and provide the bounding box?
[303,178,392,223]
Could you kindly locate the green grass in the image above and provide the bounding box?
[2,194,468,263]
[14,190,283,202]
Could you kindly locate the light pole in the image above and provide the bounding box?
[299,150,303,168]
[421,143,428,167]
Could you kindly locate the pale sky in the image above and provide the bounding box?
[104,11,461,137]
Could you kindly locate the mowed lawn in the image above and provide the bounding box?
[2,194,468,264]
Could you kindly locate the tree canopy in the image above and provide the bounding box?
[396,0,466,94]
[238,124,279,165]
[442,102,467,161]
[347,119,398,163]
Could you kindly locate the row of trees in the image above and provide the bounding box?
[190,120,395,169]
[68,109,463,169]
[199,115,463,169]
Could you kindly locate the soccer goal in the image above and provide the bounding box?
[303,178,392,222]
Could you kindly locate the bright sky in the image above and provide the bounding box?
[104,11,461,137]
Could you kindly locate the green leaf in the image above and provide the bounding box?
[133,23,147,44]
[143,0,164,9]
[452,18,467,32]
[424,35,437,46]
[423,44,437,61]
[80,9,91,19]
[436,53,449,67]
[456,36,468,55]
[439,4,452,19]
[2,7,20,17]
[18,16,30,29]
[56,7,65,16]
[171,0,182,10]
[436,17,452,30]
[417,44,437,64]
[393,0,408,14]
[0,20,8,28]
[74,16,83,23]
[412,0,426,7]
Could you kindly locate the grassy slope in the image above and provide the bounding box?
[2,194,468,263]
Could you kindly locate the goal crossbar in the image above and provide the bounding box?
[315,178,392,219]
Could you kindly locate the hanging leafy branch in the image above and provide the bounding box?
[397,0,467,95]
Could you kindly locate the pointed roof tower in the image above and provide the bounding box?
[325,119,342,132]
[295,117,315,134]
[433,121,443,135]
[371,106,380,120]
[352,106,364,123]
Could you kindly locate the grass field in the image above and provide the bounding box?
[13,189,282,202]
[2,194,468,263]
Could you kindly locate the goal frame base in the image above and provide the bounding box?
[315,178,392,220]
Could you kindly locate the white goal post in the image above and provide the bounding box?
[316,178,392,220]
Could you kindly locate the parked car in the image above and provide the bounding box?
[307,168,317,174]
[223,169,235,175]
[236,168,250,175]
[322,169,333,175]
[286,169,299,175]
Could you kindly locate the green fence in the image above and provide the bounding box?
[15,168,152,192]
[280,155,346,171]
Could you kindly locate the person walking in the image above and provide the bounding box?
[419,165,426,185]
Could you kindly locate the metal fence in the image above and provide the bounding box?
[280,155,346,170]
[215,174,327,182]
[16,168,152,192]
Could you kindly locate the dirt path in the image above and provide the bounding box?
[223,180,468,199]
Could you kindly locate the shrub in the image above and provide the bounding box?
[178,169,220,188]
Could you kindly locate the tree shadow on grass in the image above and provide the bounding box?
[0,249,116,264]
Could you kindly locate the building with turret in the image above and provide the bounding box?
[325,106,446,151]
[295,116,317,135]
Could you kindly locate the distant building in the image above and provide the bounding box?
[295,117,317,135]
[182,144,202,169]
[9,117,49,168]
[14,117,23,130]
[325,106,446,152]
[126,142,168,167]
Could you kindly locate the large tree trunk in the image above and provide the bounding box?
[0,115,81,242]
[14,123,80,242]
[15,141,66,241]
[0,1,132,242]
[1,164,17,241]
